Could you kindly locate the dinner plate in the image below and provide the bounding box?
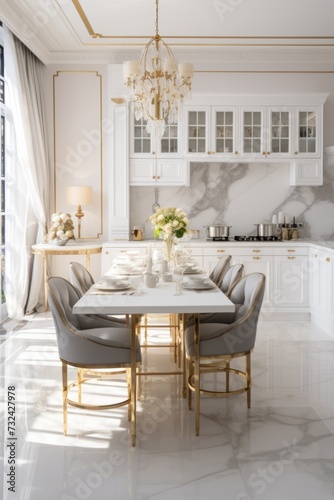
[181,281,216,291]
[183,268,202,275]
[93,282,132,292]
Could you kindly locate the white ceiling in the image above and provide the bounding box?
[1,0,334,70]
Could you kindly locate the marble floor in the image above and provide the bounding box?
[1,313,334,500]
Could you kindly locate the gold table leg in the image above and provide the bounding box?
[42,253,48,310]
[194,313,200,436]
[131,314,137,447]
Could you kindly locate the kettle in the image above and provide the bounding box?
[131,226,143,241]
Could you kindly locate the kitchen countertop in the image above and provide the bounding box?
[102,239,334,251]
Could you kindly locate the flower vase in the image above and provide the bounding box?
[163,235,175,266]
[53,238,68,246]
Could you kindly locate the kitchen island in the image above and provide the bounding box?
[101,239,334,337]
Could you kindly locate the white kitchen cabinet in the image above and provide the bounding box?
[289,160,323,186]
[130,115,182,159]
[183,106,238,159]
[129,159,188,186]
[232,252,274,308]
[240,106,293,159]
[294,107,321,158]
[273,253,308,309]
[309,247,334,336]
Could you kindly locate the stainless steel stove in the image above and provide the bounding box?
[234,235,281,242]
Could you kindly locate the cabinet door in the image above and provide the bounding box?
[211,107,238,157]
[156,160,186,185]
[289,160,323,186]
[274,255,308,308]
[233,254,273,307]
[240,107,266,158]
[309,249,320,311]
[268,108,293,157]
[158,122,181,158]
[130,116,153,157]
[129,159,156,184]
[130,159,187,186]
[294,107,321,158]
[184,107,210,155]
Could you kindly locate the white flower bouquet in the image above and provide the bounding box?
[46,212,75,243]
[149,206,189,240]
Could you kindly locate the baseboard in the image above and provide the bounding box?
[260,311,310,321]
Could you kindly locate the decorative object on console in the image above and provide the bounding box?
[149,206,189,263]
[123,0,193,137]
[66,186,93,239]
[45,212,75,245]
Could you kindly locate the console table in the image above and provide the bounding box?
[32,243,102,309]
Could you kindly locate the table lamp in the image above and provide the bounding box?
[66,186,93,239]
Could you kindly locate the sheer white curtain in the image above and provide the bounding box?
[4,27,50,318]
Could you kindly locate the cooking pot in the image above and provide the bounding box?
[205,225,231,239]
[254,223,278,238]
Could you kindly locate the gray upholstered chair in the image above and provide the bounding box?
[69,261,127,327]
[48,277,141,443]
[69,261,94,295]
[209,254,231,288]
[185,272,266,435]
[186,263,244,327]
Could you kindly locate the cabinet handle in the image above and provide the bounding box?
[294,151,298,155]
[152,151,156,155]
[217,249,225,253]
[105,251,109,255]
[262,152,266,156]
[326,257,331,263]
[156,176,160,180]
[287,256,296,260]
[252,249,261,253]
[267,151,271,155]
[314,254,318,258]
[152,176,156,179]
[235,151,239,155]
[287,249,296,252]
[252,256,260,260]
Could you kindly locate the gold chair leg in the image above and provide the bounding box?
[226,360,230,393]
[62,362,68,436]
[126,368,131,421]
[77,369,83,404]
[246,353,251,409]
[131,314,137,447]
[194,314,200,436]
[187,357,193,410]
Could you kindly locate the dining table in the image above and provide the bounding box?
[72,277,235,444]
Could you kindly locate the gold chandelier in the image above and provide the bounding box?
[123,0,194,137]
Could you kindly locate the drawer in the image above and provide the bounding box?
[231,246,274,256]
[203,246,237,256]
[273,246,308,256]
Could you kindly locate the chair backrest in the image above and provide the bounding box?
[209,255,231,288]
[220,263,244,295]
[220,273,266,355]
[69,262,95,295]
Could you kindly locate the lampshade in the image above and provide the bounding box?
[66,186,92,206]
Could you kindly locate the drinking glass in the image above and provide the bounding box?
[173,268,183,296]
[129,273,142,295]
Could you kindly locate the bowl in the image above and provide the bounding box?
[188,275,209,285]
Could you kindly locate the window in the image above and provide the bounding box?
[0,21,7,321]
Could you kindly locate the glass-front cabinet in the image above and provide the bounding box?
[130,115,181,158]
[184,106,238,158]
[294,107,321,158]
[240,106,293,158]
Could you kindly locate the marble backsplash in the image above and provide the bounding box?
[130,162,334,241]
